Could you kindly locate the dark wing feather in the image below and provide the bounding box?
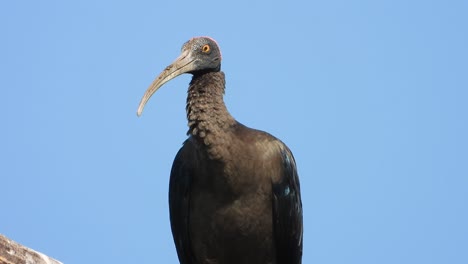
[272,146,303,264]
[169,141,195,264]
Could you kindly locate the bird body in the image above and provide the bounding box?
[137,37,302,264]
[172,133,286,264]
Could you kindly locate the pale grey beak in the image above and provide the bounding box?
[137,49,196,116]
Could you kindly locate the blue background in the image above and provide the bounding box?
[2,1,467,263]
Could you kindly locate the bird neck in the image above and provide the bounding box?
[186,71,236,159]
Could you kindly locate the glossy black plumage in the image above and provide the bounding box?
[137,37,303,264]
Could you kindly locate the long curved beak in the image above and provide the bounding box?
[137,49,195,116]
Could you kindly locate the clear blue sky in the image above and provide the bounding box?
[2,1,467,263]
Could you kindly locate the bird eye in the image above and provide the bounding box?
[202,44,210,53]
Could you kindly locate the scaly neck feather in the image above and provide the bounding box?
[186,71,236,160]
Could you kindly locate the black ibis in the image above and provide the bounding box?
[137,37,303,264]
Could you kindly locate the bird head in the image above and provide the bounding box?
[137,37,222,116]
